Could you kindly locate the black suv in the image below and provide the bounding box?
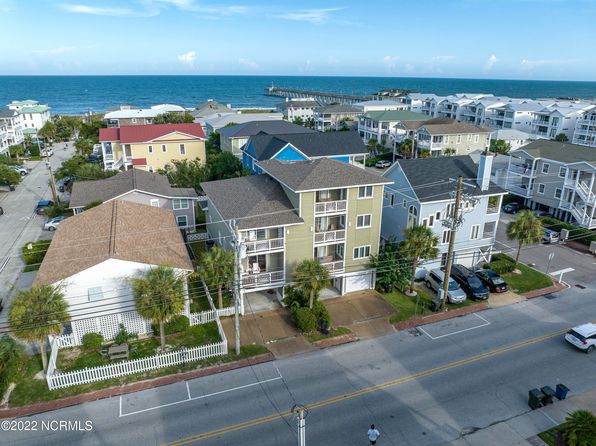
[35,199,54,215]
[450,264,490,300]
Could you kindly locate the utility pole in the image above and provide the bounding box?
[440,175,463,311]
[38,137,59,204]
[292,405,307,446]
[233,231,242,356]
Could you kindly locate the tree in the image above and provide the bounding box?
[79,117,104,141]
[153,112,194,124]
[0,335,24,396]
[206,131,221,154]
[0,164,21,187]
[131,266,186,349]
[73,163,117,180]
[55,155,87,179]
[489,139,511,155]
[207,151,244,181]
[443,148,456,156]
[418,149,431,158]
[38,121,57,144]
[199,247,234,309]
[54,116,82,141]
[304,117,314,128]
[367,138,378,155]
[554,133,569,142]
[162,158,209,191]
[293,259,330,309]
[563,410,596,446]
[8,285,69,373]
[400,225,439,294]
[370,240,412,292]
[397,139,415,158]
[74,138,94,156]
[506,210,543,267]
[292,117,304,126]
[9,144,25,162]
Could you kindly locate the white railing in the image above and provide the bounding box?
[321,260,345,272]
[189,309,217,325]
[559,201,573,210]
[54,334,77,348]
[570,205,596,228]
[506,184,532,198]
[241,270,284,288]
[509,164,536,176]
[315,200,347,215]
[314,229,346,244]
[577,181,595,204]
[245,238,284,253]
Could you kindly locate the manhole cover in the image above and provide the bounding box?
[575,284,586,289]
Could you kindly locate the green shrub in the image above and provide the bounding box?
[0,335,24,395]
[541,217,596,247]
[292,307,317,333]
[81,333,104,351]
[484,260,515,275]
[312,301,330,327]
[283,286,308,310]
[152,315,190,336]
[44,202,70,218]
[113,324,137,345]
[21,240,51,266]
[491,253,515,264]
[27,144,40,157]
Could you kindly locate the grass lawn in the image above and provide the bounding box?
[537,424,564,446]
[189,278,233,313]
[502,262,553,294]
[9,343,269,408]
[305,326,352,343]
[384,288,478,324]
[189,240,205,261]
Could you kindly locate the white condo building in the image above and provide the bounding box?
[8,99,51,137]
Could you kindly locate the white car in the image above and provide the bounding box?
[43,216,66,231]
[375,160,392,169]
[9,165,28,175]
[565,323,596,353]
[42,147,54,157]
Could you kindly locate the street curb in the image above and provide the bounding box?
[523,282,566,299]
[392,302,489,331]
[312,333,359,349]
[0,352,274,419]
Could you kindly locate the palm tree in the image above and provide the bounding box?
[443,148,456,156]
[199,247,234,309]
[8,285,69,373]
[506,210,543,267]
[132,266,186,349]
[38,121,57,145]
[563,410,596,446]
[293,259,330,309]
[400,225,439,294]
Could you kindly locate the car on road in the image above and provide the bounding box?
[543,228,559,244]
[375,160,391,169]
[565,323,596,353]
[57,176,76,192]
[35,199,54,215]
[43,216,66,231]
[87,154,103,164]
[450,264,490,300]
[9,165,28,176]
[502,202,520,214]
[41,147,54,157]
[425,268,467,304]
[475,268,509,293]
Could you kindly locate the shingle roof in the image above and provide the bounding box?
[69,169,197,208]
[218,120,314,139]
[0,108,18,118]
[418,118,491,135]
[248,131,367,161]
[201,175,303,230]
[259,158,392,192]
[99,123,205,143]
[34,200,193,285]
[276,99,321,109]
[205,113,284,130]
[315,104,360,114]
[103,104,185,120]
[511,140,596,167]
[192,100,231,117]
[361,110,428,122]
[390,156,503,202]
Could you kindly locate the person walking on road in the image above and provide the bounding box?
[367,424,380,445]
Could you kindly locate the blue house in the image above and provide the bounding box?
[242,131,368,174]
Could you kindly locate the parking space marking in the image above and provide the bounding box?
[418,313,490,340]
[119,367,283,418]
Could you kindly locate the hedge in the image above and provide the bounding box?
[484,253,516,275]
[81,333,104,351]
[541,217,596,247]
[291,307,317,333]
[21,240,51,266]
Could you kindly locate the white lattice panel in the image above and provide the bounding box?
[121,310,152,336]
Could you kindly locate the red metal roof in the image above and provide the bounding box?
[99,124,205,143]
[131,158,147,166]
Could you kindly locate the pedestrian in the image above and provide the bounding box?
[367,424,380,445]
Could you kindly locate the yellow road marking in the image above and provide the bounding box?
[164,327,567,445]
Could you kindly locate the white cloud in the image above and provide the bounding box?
[383,55,400,72]
[150,0,248,14]
[484,54,498,72]
[177,50,196,67]
[276,8,343,25]
[59,4,136,16]
[60,1,248,17]
[238,58,260,70]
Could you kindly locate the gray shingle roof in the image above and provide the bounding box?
[247,131,367,161]
[0,108,17,118]
[201,175,303,230]
[276,99,321,109]
[69,169,197,208]
[392,156,504,202]
[259,158,392,192]
[511,140,596,167]
[315,104,360,114]
[218,120,314,139]
[418,119,491,135]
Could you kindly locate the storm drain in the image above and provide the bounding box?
[575,284,586,289]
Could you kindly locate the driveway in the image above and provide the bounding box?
[495,213,595,287]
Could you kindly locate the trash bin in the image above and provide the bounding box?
[555,384,570,400]
[541,386,556,405]
[528,388,544,409]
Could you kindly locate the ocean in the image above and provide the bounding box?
[1,75,595,115]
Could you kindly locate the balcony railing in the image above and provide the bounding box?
[559,201,573,210]
[576,181,596,204]
[314,230,346,245]
[509,164,536,177]
[241,270,285,288]
[507,184,533,198]
[486,206,499,214]
[315,200,347,215]
[570,205,596,228]
[321,260,345,273]
[245,238,284,253]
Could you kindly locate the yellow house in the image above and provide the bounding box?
[99,123,206,172]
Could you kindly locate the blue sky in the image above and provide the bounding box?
[0,0,595,80]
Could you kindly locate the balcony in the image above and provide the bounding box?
[245,238,284,254]
[576,181,596,204]
[241,270,285,288]
[315,200,347,215]
[314,229,346,245]
[509,164,536,177]
[507,183,533,198]
[321,260,345,273]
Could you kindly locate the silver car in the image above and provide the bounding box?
[425,268,467,304]
[43,216,66,231]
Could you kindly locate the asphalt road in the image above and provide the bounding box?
[4,283,596,446]
[0,142,74,318]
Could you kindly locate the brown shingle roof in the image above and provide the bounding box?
[418,118,491,135]
[34,200,193,285]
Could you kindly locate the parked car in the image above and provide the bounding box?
[43,216,66,231]
[565,323,596,353]
[41,147,54,157]
[475,268,509,293]
[9,165,28,176]
[450,264,490,300]
[87,154,103,164]
[0,206,3,215]
[425,268,467,304]
[502,202,520,214]
[93,144,102,154]
[57,176,75,192]
[533,209,550,217]
[375,160,391,169]
[543,228,559,244]
[35,199,54,215]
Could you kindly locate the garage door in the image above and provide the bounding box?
[344,272,373,294]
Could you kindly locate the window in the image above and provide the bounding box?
[162,144,167,153]
[180,144,186,155]
[542,163,550,174]
[537,183,545,194]
[442,229,451,244]
[88,287,104,302]
[353,245,371,259]
[467,134,472,141]
[558,167,566,178]
[470,224,480,240]
[554,188,562,199]
[358,185,373,198]
[407,205,418,228]
[436,211,441,220]
[150,199,159,207]
[446,203,455,218]
[173,199,189,210]
[444,135,449,144]
[403,199,407,208]
[474,134,479,143]
[131,118,137,124]
[422,218,428,227]
[357,214,371,228]
[148,145,153,154]
[456,135,461,144]
[148,166,154,172]
[440,253,448,267]
[428,215,434,227]
[176,215,188,227]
